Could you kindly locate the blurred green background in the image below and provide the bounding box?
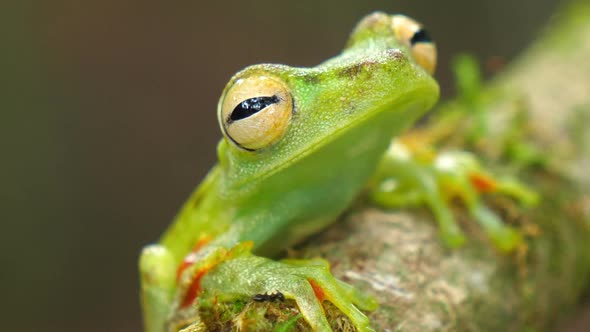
[4,0,589,331]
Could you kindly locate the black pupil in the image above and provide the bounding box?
[229,95,280,122]
[410,29,432,45]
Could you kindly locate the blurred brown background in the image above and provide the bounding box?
[3,0,588,331]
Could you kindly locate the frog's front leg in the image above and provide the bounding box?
[155,236,377,331]
[139,245,177,332]
[196,245,377,332]
[140,240,236,332]
[142,225,377,332]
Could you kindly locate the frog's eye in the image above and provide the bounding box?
[220,75,293,151]
[391,15,437,75]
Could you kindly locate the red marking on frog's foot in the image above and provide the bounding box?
[176,237,212,281]
[181,268,210,308]
[176,254,197,282]
[469,172,497,193]
[177,241,252,309]
[308,279,326,303]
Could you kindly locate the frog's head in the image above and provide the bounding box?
[216,13,439,187]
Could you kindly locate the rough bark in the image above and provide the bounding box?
[295,1,590,331]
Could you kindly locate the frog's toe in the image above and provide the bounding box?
[440,225,467,248]
[290,263,375,332]
[284,258,378,311]
[488,224,522,253]
[285,279,333,332]
[471,205,522,252]
[423,194,467,249]
[495,177,540,207]
[336,279,379,311]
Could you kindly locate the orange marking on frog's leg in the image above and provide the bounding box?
[176,253,197,282]
[176,240,246,309]
[308,279,326,303]
[180,268,210,308]
[176,236,213,281]
[192,236,213,252]
[469,172,497,193]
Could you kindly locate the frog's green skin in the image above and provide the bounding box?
[141,13,439,332]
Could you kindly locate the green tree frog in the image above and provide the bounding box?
[139,13,531,332]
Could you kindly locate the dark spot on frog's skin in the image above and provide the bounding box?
[303,74,321,85]
[252,291,285,302]
[385,48,406,61]
[338,50,406,79]
[338,60,378,78]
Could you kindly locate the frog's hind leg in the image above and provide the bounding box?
[436,152,523,252]
[370,144,466,248]
[370,141,530,252]
[492,176,539,207]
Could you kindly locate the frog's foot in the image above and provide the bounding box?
[283,258,379,313]
[197,247,377,332]
[442,153,529,252]
[370,142,535,252]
